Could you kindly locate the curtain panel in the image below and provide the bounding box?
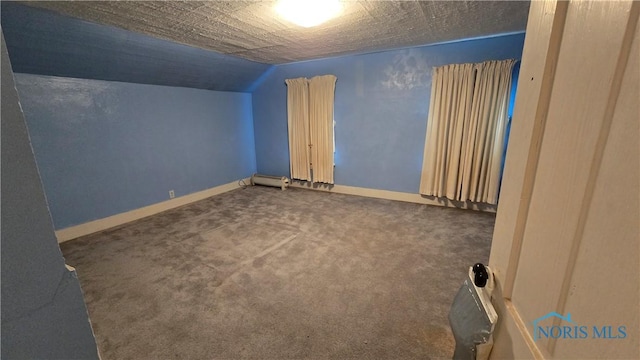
[285,75,337,184]
[309,75,337,184]
[420,59,516,204]
[285,77,311,181]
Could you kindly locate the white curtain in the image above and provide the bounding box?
[420,59,516,204]
[420,63,476,200]
[285,74,337,184]
[285,77,311,181]
[309,75,337,184]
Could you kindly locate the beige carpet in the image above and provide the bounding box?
[61,186,495,359]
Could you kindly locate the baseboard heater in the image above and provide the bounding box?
[250,173,290,190]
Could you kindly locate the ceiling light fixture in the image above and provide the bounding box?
[275,0,342,28]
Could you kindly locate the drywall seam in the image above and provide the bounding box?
[289,181,496,212]
[55,178,251,243]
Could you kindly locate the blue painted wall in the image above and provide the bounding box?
[252,33,526,193]
[15,74,256,229]
[1,2,271,92]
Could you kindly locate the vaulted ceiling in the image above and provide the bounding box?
[1,1,529,92]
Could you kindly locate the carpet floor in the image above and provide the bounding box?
[60,186,495,360]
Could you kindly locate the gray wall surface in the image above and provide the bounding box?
[1,31,99,359]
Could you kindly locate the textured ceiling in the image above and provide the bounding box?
[20,1,530,64]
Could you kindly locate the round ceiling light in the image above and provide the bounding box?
[275,0,342,28]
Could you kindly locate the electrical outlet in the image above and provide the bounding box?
[169,190,175,199]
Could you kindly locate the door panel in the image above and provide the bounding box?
[553,23,639,358]
[488,1,639,358]
[510,0,634,339]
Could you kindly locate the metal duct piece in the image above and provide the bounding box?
[250,173,290,190]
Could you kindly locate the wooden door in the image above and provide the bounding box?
[488,1,639,358]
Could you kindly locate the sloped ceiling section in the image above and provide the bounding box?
[20,0,529,64]
[1,3,271,92]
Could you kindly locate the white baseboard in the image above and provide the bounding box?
[55,178,251,243]
[56,178,494,243]
[289,181,497,213]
